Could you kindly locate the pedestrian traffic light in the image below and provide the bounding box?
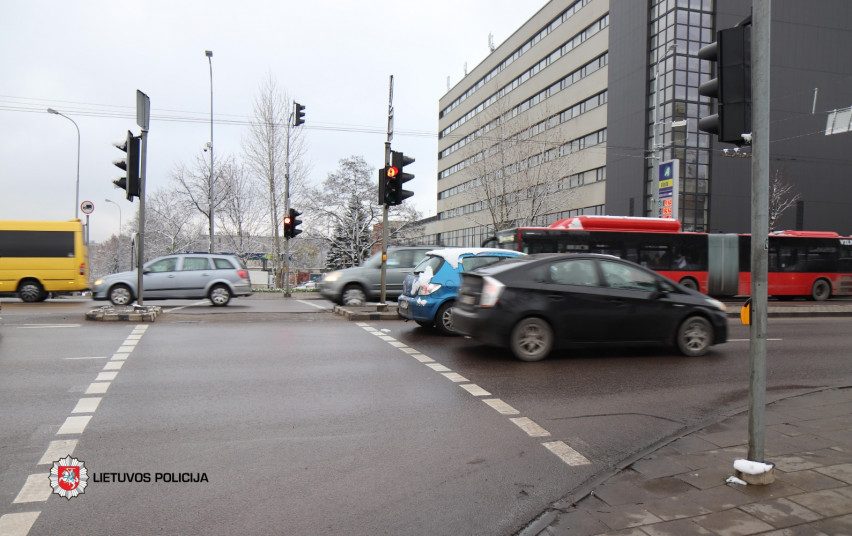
[698,24,752,145]
[112,130,140,201]
[294,102,306,127]
[284,208,302,239]
[384,150,415,206]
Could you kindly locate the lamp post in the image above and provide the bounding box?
[105,198,122,272]
[47,108,81,219]
[205,50,215,253]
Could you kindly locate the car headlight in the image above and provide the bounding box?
[94,279,104,286]
[322,271,341,283]
[705,298,726,312]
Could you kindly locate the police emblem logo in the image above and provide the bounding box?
[49,456,88,499]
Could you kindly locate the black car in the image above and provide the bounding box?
[452,253,728,361]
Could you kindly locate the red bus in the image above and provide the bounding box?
[483,215,852,300]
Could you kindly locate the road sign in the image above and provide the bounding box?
[80,200,95,215]
[657,159,679,219]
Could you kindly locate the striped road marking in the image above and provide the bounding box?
[297,300,329,310]
[63,356,108,360]
[12,475,52,503]
[0,512,40,535]
[85,382,110,395]
[37,439,78,465]
[71,397,102,414]
[56,416,92,435]
[17,324,80,329]
[355,322,591,469]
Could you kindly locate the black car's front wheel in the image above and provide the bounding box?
[676,316,713,356]
[510,317,554,362]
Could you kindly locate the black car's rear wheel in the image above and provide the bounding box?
[676,316,713,357]
[510,317,554,362]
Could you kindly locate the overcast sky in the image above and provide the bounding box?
[0,0,548,242]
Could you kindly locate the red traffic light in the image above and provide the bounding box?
[284,217,292,225]
[386,166,399,179]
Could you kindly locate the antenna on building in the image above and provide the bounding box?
[446,76,450,90]
[464,62,468,76]
[488,33,495,52]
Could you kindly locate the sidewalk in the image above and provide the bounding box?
[527,387,852,536]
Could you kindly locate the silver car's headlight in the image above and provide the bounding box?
[705,298,726,312]
[94,278,104,287]
[323,271,341,283]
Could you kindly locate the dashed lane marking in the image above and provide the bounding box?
[399,347,419,354]
[410,354,434,363]
[63,356,108,360]
[162,300,209,313]
[85,382,110,395]
[17,324,80,329]
[102,361,124,371]
[12,474,52,503]
[510,417,551,438]
[459,384,491,397]
[728,338,783,342]
[297,300,330,310]
[426,363,452,372]
[95,371,118,382]
[71,397,102,414]
[482,398,520,415]
[121,339,139,346]
[56,415,92,435]
[116,345,135,353]
[111,353,130,361]
[37,439,78,465]
[0,512,40,535]
[389,341,409,348]
[542,440,591,466]
[441,372,469,383]
[126,334,143,340]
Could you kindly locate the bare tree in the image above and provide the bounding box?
[305,156,420,269]
[243,74,310,286]
[172,151,232,251]
[143,186,205,259]
[216,160,267,258]
[769,169,802,231]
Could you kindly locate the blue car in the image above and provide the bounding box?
[397,248,524,334]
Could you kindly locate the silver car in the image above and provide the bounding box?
[92,254,252,306]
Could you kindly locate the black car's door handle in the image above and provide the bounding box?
[548,294,563,301]
[607,298,628,306]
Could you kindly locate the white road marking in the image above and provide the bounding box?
[542,440,591,466]
[163,300,209,313]
[728,338,783,342]
[117,345,135,353]
[442,372,469,383]
[355,322,369,327]
[410,354,434,363]
[56,415,92,435]
[460,384,491,397]
[37,439,78,465]
[510,417,551,437]
[102,361,124,371]
[426,363,452,372]
[13,474,52,503]
[95,371,118,382]
[482,398,519,415]
[17,324,80,329]
[134,324,149,331]
[399,347,419,354]
[121,339,139,347]
[85,382,110,395]
[111,353,130,361]
[297,299,329,310]
[63,356,108,360]
[378,335,396,342]
[125,334,143,340]
[389,341,408,348]
[363,327,378,332]
[72,397,102,414]
[380,328,391,333]
[0,512,40,535]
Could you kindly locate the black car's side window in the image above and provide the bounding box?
[548,259,599,286]
[600,260,658,292]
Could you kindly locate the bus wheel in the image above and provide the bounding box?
[18,280,44,303]
[811,279,831,301]
[679,277,698,291]
[109,284,134,306]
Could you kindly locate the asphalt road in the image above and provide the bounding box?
[0,297,850,535]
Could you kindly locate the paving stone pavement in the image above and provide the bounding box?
[533,387,852,536]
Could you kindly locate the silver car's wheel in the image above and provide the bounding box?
[341,285,367,306]
[510,317,554,362]
[436,301,456,336]
[677,316,713,356]
[109,285,133,306]
[18,280,44,303]
[209,284,231,306]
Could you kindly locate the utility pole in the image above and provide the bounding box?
[136,90,150,307]
[205,50,215,254]
[284,105,292,298]
[379,75,394,309]
[748,0,771,463]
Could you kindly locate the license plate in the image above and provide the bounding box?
[399,300,409,310]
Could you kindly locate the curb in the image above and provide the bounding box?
[86,305,162,322]
[332,304,400,321]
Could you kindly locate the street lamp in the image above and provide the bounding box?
[105,198,122,272]
[205,49,215,253]
[47,108,81,219]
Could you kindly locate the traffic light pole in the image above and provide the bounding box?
[284,107,292,298]
[136,90,150,307]
[747,0,771,464]
[379,75,394,309]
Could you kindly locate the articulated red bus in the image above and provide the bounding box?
[483,215,852,300]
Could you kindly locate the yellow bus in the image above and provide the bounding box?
[0,219,89,302]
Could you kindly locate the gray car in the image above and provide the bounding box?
[319,246,435,305]
[92,254,252,306]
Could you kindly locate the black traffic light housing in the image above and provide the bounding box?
[294,102,306,127]
[383,150,415,206]
[284,208,302,239]
[698,23,752,145]
[112,130,141,201]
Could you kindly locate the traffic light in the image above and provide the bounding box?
[698,24,752,145]
[384,150,415,206]
[112,130,140,201]
[294,102,306,126]
[284,208,302,239]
